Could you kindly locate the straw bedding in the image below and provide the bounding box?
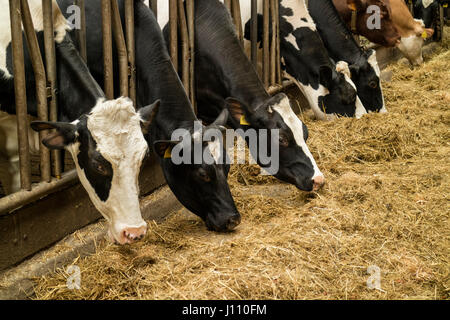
[32,32,449,300]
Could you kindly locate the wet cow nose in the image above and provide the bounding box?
[312,175,325,191]
[119,225,147,244]
[226,214,241,231]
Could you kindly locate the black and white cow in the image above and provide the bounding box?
[0,0,158,244]
[238,0,367,120]
[57,0,241,232]
[156,0,325,192]
[308,0,386,113]
[413,0,439,28]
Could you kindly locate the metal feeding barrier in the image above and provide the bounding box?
[0,0,137,214]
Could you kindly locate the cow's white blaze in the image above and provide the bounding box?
[271,96,324,180]
[67,98,149,243]
[422,0,434,8]
[0,0,69,78]
[336,61,368,119]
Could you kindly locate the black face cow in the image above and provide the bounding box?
[413,0,439,28]
[0,0,157,245]
[155,0,325,192]
[239,0,367,120]
[308,0,386,113]
[57,0,241,232]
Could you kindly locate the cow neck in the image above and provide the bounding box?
[134,2,197,140]
[56,35,105,121]
[310,0,364,64]
[196,0,269,111]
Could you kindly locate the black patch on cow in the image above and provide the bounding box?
[75,116,113,202]
[308,0,383,112]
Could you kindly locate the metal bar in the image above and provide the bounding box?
[224,0,231,13]
[102,0,114,99]
[178,0,190,95]
[20,0,51,184]
[111,0,129,97]
[270,0,276,86]
[0,170,78,215]
[75,0,87,62]
[125,0,136,106]
[9,0,32,191]
[150,0,158,20]
[42,0,62,179]
[275,0,281,84]
[186,0,196,113]
[267,80,294,95]
[169,0,178,72]
[232,0,243,45]
[263,0,270,88]
[251,0,258,70]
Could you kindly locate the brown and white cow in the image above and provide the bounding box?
[332,0,401,47]
[390,0,434,66]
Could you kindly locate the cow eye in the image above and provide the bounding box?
[279,134,289,147]
[197,168,211,182]
[94,162,109,176]
[369,81,378,89]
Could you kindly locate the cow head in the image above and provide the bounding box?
[152,110,241,233]
[397,19,434,66]
[226,93,325,192]
[345,0,401,47]
[31,97,159,245]
[348,49,386,113]
[314,62,367,119]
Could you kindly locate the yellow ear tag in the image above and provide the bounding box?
[164,147,172,159]
[444,4,448,8]
[422,31,428,39]
[240,115,250,126]
[349,3,357,11]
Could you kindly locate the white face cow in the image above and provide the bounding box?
[32,98,160,244]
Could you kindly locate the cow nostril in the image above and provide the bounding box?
[226,215,241,230]
[312,175,325,191]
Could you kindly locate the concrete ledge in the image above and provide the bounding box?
[0,185,182,300]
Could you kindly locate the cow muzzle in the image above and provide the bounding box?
[109,222,148,245]
[206,213,241,232]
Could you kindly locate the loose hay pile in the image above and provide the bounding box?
[33,34,449,300]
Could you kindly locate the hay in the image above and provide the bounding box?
[32,31,449,300]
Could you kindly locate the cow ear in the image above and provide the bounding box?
[139,99,161,134]
[225,97,253,125]
[319,65,333,88]
[153,140,180,158]
[30,121,77,150]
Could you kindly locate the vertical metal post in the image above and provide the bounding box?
[231,0,243,45]
[251,0,258,70]
[224,0,231,13]
[263,0,270,88]
[42,0,62,178]
[125,0,136,106]
[9,0,32,191]
[270,0,276,86]
[20,0,51,183]
[102,0,114,99]
[186,0,196,112]
[150,0,158,20]
[111,0,129,97]
[275,0,281,84]
[75,0,87,63]
[169,0,178,72]
[178,0,190,96]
